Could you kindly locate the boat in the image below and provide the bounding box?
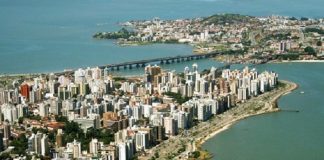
[300,91,305,94]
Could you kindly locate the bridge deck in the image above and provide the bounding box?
[55,52,230,76]
[98,52,222,68]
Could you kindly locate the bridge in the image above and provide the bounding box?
[55,52,231,76]
[97,51,225,70]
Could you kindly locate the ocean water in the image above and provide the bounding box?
[1,0,324,159]
[202,63,324,160]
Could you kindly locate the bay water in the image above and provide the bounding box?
[0,0,324,159]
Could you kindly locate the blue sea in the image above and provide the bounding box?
[1,0,324,159]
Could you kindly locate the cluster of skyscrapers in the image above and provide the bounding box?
[0,64,278,159]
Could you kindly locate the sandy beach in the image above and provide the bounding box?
[195,80,298,157]
[270,59,324,63]
[289,60,324,63]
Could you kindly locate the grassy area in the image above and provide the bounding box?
[304,28,324,35]
[191,142,213,160]
[273,53,300,60]
[93,28,135,39]
[163,92,190,104]
[202,14,253,25]
[113,76,127,81]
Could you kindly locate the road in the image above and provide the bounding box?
[139,80,297,160]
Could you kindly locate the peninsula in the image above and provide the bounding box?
[0,62,297,160]
[140,80,297,159]
[94,14,324,64]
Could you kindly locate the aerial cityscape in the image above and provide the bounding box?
[94,14,323,64]
[0,0,323,160]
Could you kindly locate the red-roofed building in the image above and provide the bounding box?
[20,84,30,100]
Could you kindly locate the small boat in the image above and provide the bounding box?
[300,91,305,94]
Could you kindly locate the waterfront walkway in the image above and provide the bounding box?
[140,80,297,160]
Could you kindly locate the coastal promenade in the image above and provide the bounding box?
[140,80,298,160]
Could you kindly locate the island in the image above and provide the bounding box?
[94,14,324,63]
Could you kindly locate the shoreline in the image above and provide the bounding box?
[0,50,323,77]
[196,80,298,156]
[140,80,298,160]
[269,59,324,64]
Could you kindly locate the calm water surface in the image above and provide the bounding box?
[202,63,324,160]
[1,0,324,159]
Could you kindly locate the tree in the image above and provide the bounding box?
[27,114,41,121]
[64,121,83,135]
[289,17,298,21]
[164,92,190,104]
[115,83,122,89]
[300,17,309,21]
[154,152,159,158]
[100,129,114,144]
[18,117,24,124]
[62,123,114,151]
[48,131,56,143]
[62,121,85,145]
[304,46,316,55]
[317,41,322,46]
[55,115,68,122]
[113,77,126,81]
[299,43,303,48]
[0,152,11,159]
[304,28,324,34]
[32,127,38,134]
[10,135,28,155]
[32,127,48,134]
[86,127,100,138]
[191,151,200,158]
[274,54,299,60]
